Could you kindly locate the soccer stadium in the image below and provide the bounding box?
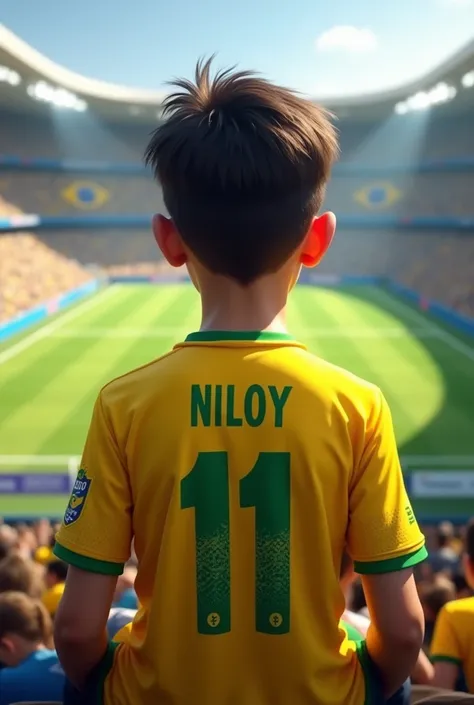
[0,21,474,704]
[1,28,473,524]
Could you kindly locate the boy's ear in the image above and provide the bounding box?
[152,214,188,268]
[300,212,336,268]
[0,635,14,653]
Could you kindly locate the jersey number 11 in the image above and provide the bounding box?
[181,450,290,635]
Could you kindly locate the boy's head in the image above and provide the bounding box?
[0,591,53,666]
[418,576,456,622]
[0,524,17,561]
[45,559,68,589]
[436,520,455,549]
[462,518,474,588]
[0,554,44,598]
[145,58,339,289]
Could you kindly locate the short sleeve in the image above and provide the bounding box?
[54,392,132,575]
[431,605,462,665]
[347,388,427,574]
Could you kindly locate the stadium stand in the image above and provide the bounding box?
[337,113,474,164]
[0,108,473,165]
[0,231,92,322]
[1,170,474,218]
[1,518,473,702]
[0,109,148,163]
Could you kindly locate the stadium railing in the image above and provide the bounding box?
[2,214,474,232]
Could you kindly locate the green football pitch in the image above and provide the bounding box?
[1,282,473,521]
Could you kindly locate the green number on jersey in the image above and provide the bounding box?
[240,452,290,634]
[180,452,231,634]
[181,451,290,635]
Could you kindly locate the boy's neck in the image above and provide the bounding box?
[198,277,289,333]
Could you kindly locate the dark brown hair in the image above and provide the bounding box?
[145,58,339,285]
[466,518,474,562]
[46,559,68,583]
[0,591,53,646]
[419,576,456,618]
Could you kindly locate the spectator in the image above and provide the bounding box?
[15,523,39,560]
[430,519,474,693]
[0,591,64,704]
[429,522,461,576]
[419,576,456,648]
[453,574,472,600]
[42,560,68,618]
[0,554,44,598]
[0,524,17,561]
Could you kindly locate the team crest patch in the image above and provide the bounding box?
[64,468,91,526]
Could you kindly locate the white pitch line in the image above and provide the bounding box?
[0,286,119,367]
[377,289,474,364]
[0,455,77,465]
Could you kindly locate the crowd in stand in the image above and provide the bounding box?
[0,519,138,703]
[0,194,93,323]
[1,227,474,323]
[0,232,92,323]
[0,517,473,702]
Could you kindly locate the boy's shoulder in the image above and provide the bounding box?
[99,346,182,404]
[444,595,474,617]
[295,346,382,404]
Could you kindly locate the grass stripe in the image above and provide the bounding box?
[0,287,185,455]
[293,286,444,450]
[36,288,200,456]
[0,286,130,393]
[374,288,474,369]
[0,287,139,435]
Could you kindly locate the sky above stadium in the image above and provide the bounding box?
[2,0,473,97]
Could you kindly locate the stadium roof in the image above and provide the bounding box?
[0,24,473,122]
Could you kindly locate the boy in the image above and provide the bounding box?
[431,518,474,692]
[41,559,68,617]
[53,59,426,705]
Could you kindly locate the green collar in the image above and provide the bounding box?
[185,330,295,342]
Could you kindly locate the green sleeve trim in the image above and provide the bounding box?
[431,655,462,666]
[93,641,119,705]
[53,542,124,576]
[341,620,364,643]
[354,545,428,575]
[68,641,119,705]
[355,640,378,705]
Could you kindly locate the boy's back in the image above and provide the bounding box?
[56,331,425,704]
[53,59,426,704]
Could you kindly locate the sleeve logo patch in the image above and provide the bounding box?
[64,469,91,526]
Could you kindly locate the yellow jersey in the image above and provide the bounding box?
[41,581,65,617]
[431,596,474,692]
[54,331,426,705]
[34,545,54,566]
